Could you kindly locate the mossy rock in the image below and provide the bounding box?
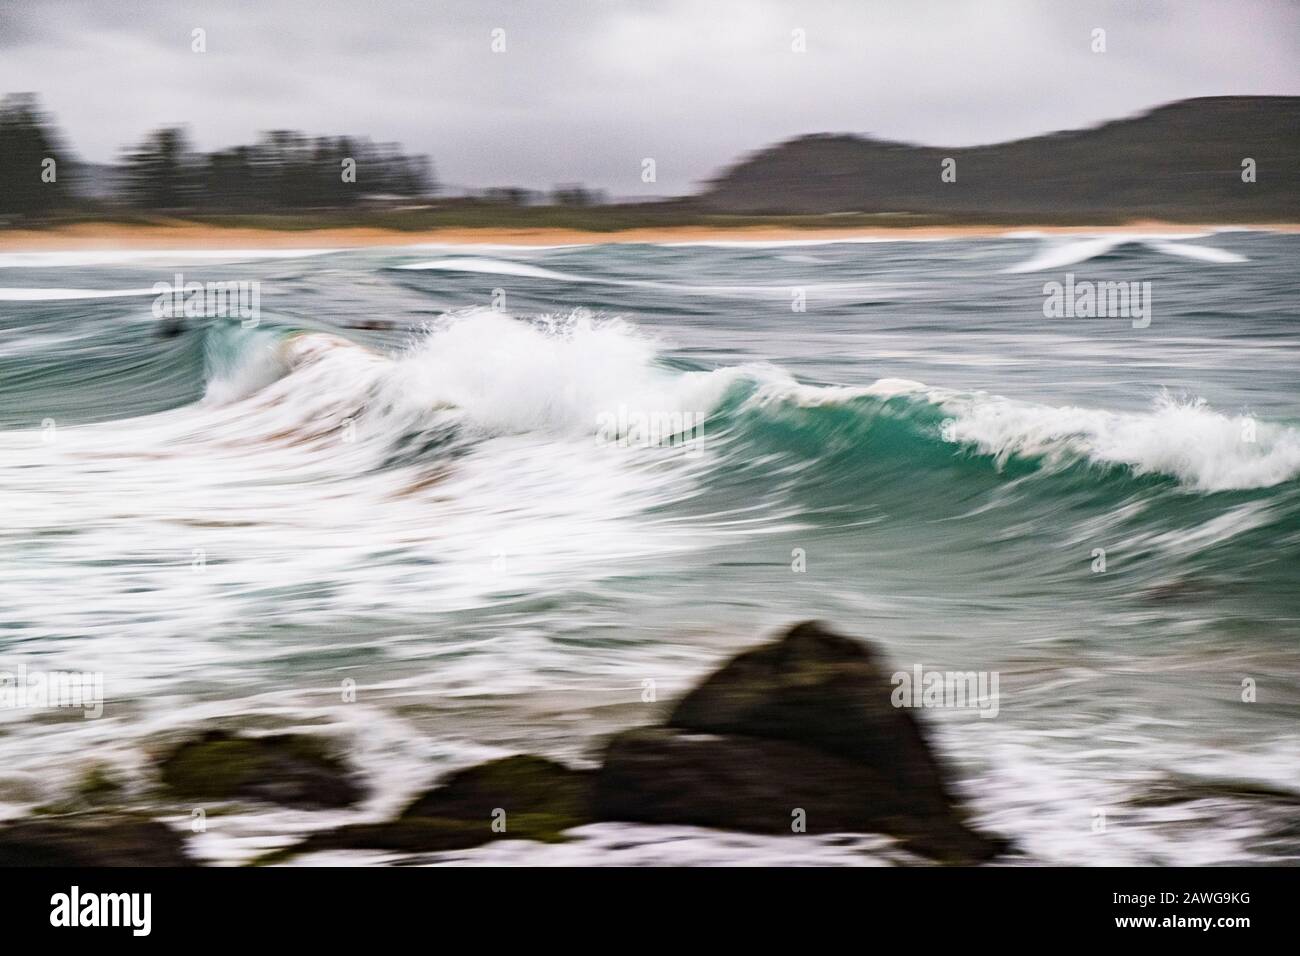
[263,754,593,863]
[591,621,1012,864]
[593,726,1004,864]
[668,620,959,820]
[0,813,194,866]
[399,754,591,823]
[159,729,362,809]
[32,765,127,816]
[77,765,125,804]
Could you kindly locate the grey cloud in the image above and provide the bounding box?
[1,0,1297,194]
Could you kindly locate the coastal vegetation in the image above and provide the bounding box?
[3,94,1296,230]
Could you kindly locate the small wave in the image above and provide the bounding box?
[1001,230,1214,240]
[729,376,1300,493]
[394,257,598,283]
[376,310,740,439]
[937,391,1297,492]
[0,249,339,269]
[0,287,158,301]
[1003,236,1246,273]
[392,255,893,300]
[659,236,955,248]
[1140,239,1247,264]
[200,309,742,451]
[200,310,1300,494]
[403,242,594,252]
[201,325,297,405]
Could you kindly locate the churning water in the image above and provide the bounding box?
[1,231,1297,864]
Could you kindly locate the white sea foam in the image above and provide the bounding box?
[934,389,1300,491]
[394,257,597,282]
[380,310,739,436]
[0,287,158,301]
[1003,235,1246,273]
[1001,230,1213,240]
[401,242,594,252]
[393,255,893,300]
[206,309,740,440]
[1003,236,1130,273]
[659,236,955,248]
[0,311,737,647]
[0,249,339,269]
[1141,239,1248,264]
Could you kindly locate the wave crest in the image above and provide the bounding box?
[202,312,1300,493]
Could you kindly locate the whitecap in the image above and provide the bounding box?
[0,287,158,301]
[936,389,1299,491]
[393,257,597,283]
[1003,235,1246,273]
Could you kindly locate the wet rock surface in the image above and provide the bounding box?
[4,623,1009,865]
[592,725,998,861]
[669,620,962,818]
[158,729,363,809]
[281,622,1006,864]
[0,814,193,866]
[278,754,594,860]
[593,621,1005,862]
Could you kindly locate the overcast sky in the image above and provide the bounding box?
[2,0,1297,195]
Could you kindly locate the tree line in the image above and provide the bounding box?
[0,93,436,218]
[0,93,75,216]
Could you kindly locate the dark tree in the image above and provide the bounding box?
[122,126,198,210]
[0,93,76,218]
[551,183,605,207]
[6,97,439,214]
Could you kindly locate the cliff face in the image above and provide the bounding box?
[699,97,1300,221]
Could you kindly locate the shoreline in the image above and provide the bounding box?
[1,221,1298,251]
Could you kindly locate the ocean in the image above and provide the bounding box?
[1,230,1297,865]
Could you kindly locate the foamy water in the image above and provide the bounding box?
[1,232,1297,865]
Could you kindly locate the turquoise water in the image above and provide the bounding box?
[0,232,1296,864]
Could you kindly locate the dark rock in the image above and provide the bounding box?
[593,727,998,862]
[669,620,959,819]
[269,754,593,861]
[76,765,125,805]
[593,621,1006,862]
[158,729,362,809]
[0,815,193,866]
[260,623,1011,863]
[399,754,591,824]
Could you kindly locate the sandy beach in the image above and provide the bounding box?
[1,220,1298,250]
